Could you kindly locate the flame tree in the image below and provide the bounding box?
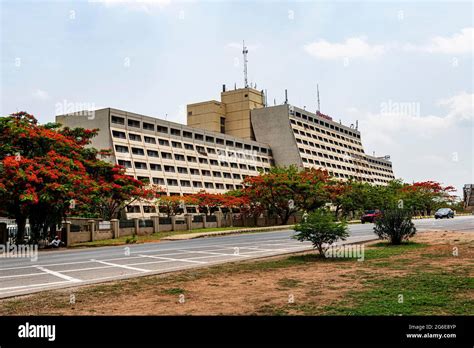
[0,112,155,242]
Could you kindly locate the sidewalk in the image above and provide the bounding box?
[161,225,296,240]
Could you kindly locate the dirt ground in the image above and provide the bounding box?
[1,230,472,315]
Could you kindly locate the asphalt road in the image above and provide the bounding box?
[0,215,472,299]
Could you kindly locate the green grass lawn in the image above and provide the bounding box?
[2,233,472,316]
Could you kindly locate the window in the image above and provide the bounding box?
[193,181,203,188]
[131,147,145,155]
[226,184,234,190]
[150,163,162,171]
[187,156,197,163]
[137,176,150,183]
[226,140,234,147]
[143,122,154,131]
[144,136,156,144]
[134,162,147,170]
[167,179,178,186]
[196,146,206,154]
[223,172,231,179]
[235,142,243,148]
[164,165,175,173]
[180,180,191,187]
[157,125,168,134]
[207,147,216,154]
[112,130,126,139]
[175,154,185,161]
[212,171,222,177]
[232,173,241,179]
[161,152,172,159]
[118,160,132,168]
[190,168,200,175]
[184,143,194,150]
[177,167,188,174]
[172,141,182,148]
[210,159,218,166]
[147,150,159,157]
[115,145,129,153]
[216,138,224,145]
[143,206,156,213]
[216,183,224,190]
[183,131,193,138]
[128,119,140,128]
[158,138,170,146]
[204,182,214,189]
[170,128,181,136]
[127,206,141,213]
[153,177,165,185]
[206,136,215,143]
[129,133,141,141]
[201,170,211,176]
[111,116,125,125]
[194,133,204,141]
[199,158,208,164]
[220,117,225,133]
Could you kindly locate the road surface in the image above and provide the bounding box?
[0,215,472,299]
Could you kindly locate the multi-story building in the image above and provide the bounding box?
[56,108,274,217]
[251,104,395,185]
[56,87,395,217]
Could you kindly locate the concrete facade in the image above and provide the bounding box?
[187,87,265,140]
[251,104,395,184]
[56,107,274,218]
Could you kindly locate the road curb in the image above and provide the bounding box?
[161,225,296,240]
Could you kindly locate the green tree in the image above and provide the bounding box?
[294,208,349,257]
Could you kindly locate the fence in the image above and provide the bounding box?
[2,211,303,246]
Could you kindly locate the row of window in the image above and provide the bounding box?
[114,143,270,164]
[367,158,393,168]
[134,175,243,191]
[117,159,269,174]
[300,155,394,178]
[292,111,361,139]
[293,129,363,154]
[111,116,269,154]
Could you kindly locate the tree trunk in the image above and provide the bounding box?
[15,215,27,244]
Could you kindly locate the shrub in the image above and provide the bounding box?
[294,208,349,257]
[373,209,416,245]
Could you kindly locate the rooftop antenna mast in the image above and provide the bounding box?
[243,40,249,88]
[317,84,321,113]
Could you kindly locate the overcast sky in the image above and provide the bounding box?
[1,0,472,195]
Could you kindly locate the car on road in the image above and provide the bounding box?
[435,208,454,219]
[361,210,381,223]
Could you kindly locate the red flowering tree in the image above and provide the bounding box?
[190,192,224,216]
[157,195,190,217]
[401,181,456,215]
[0,112,153,242]
[242,165,330,225]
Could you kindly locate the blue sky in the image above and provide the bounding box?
[1,0,472,195]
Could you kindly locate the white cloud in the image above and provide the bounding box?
[32,89,50,100]
[304,37,386,60]
[361,92,472,141]
[438,91,473,121]
[404,28,474,54]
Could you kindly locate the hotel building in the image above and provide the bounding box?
[57,86,395,217]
